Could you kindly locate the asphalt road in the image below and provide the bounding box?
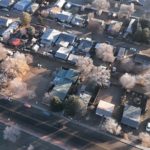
[0,99,141,150]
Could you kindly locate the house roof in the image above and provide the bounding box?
[134,54,150,65]
[67,53,78,64]
[13,0,31,11]
[55,46,73,60]
[56,11,73,23]
[51,80,72,101]
[55,68,79,83]
[78,38,93,53]
[71,15,85,26]
[55,32,76,47]
[26,2,39,13]
[0,0,15,8]
[0,18,12,27]
[2,21,19,38]
[121,104,141,129]
[41,28,60,45]
[50,68,79,101]
[96,100,115,117]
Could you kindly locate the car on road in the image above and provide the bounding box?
[146,122,150,132]
[24,103,32,108]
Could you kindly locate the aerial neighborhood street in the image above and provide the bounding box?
[0,0,150,150]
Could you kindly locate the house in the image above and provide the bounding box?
[0,18,12,27]
[107,20,123,36]
[55,32,77,47]
[13,0,31,11]
[64,2,82,10]
[77,38,94,53]
[51,81,72,101]
[26,3,39,14]
[2,21,20,39]
[121,104,141,129]
[55,46,73,60]
[96,100,115,118]
[40,28,61,46]
[0,0,15,8]
[55,11,73,23]
[67,53,78,64]
[134,54,150,65]
[50,68,79,101]
[71,15,87,27]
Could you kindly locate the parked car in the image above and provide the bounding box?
[130,47,137,52]
[146,122,150,132]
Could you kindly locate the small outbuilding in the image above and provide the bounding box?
[121,104,141,129]
[96,100,115,118]
[55,46,73,60]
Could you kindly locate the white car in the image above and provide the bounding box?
[146,122,150,132]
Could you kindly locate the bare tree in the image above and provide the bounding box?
[136,69,150,95]
[7,77,28,98]
[25,54,33,64]
[75,57,111,87]
[90,66,111,87]
[120,58,136,72]
[75,56,93,78]
[120,73,136,89]
[92,0,110,12]
[139,132,150,147]
[3,124,21,143]
[0,73,8,88]
[0,44,8,61]
[88,17,105,34]
[0,51,34,98]
[103,117,122,135]
[95,43,115,63]
[87,12,100,34]
[41,9,49,17]
[118,4,135,19]
[1,51,30,78]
